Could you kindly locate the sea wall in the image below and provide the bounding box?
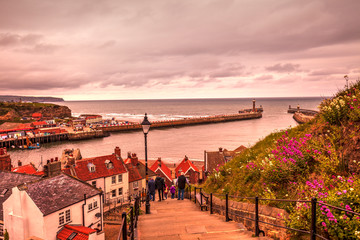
[211,195,288,240]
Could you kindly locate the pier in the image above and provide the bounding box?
[100,112,262,133]
[0,133,69,148]
[287,105,318,115]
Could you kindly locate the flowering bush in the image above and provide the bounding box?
[288,176,360,239]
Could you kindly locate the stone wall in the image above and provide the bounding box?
[211,195,289,240]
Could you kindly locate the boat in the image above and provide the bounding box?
[19,137,41,150]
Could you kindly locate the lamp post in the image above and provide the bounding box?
[141,113,151,214]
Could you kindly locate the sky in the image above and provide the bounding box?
[0,0,359,100]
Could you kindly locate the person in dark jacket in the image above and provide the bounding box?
[155,174,164,201]
[176,172,189,200]
[148,178,156,201]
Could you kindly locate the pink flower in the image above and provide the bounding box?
[343,190,347,194]
[345,205,352,211]
[343,215,347,220]
[321,222,326,227]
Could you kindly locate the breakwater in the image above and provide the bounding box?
[287,107,318,115]
[99,112,262,132]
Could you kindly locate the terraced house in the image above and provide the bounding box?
[63,147,129,203]
[3,173,104,240]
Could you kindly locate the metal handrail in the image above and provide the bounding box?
[116,195,140,240]
[190,187,360,240]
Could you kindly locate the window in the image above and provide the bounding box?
[133,181,139,189]
[65,209,71,223]
[91,181,96,188]
[118,187,123,196]
[87,163,96,173]
[88,203,93,211]
[111,176,116,184]
[118,174,122,183]
[111,189,116,197]
[59,212,65,226]
[94,201,98,208]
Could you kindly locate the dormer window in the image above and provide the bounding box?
[87,163,96,173]
[105,160,114,169]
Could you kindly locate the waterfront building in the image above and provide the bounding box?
[125,162,143,199]
[0,172,41,240]
[150,158,173,186]
[63,147,129,203]
[175,156,200,184]
[79,114,103,125]
[3,173,104,240]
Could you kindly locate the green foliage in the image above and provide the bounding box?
[4,229,9,240]
[203,81,360,239]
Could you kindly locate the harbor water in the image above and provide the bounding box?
[9,97,323,167]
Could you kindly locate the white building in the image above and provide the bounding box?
[3,174,105,240]
[63,147,129,203]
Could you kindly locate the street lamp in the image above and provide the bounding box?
[141,113,151,214]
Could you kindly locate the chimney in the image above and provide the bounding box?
[44,160,61,177]
[219,147,223,152]
[18,160,22,167]
[55,157,58,162]
[114,147,121,158]
[184,155,188,161]
[157,157,162,167]
[127,152,131,159]
[131,153,138,166]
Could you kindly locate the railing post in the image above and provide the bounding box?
[255,196,259,237]
[194,187,197,204]
[130,206,134,240]
[200,188,203,207]
[226,193,230,222]
[311,197,317,240]
[122,211,127,240]
[134,197,138,228]
[210,193,213,214]
[189,186,192,201]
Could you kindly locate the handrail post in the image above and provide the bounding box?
[189,186,192,201]
[200,188,203,207]
[194,187,197,204]
[226,193,229,222]
[210,193,213,214]
[122,211,127,240]
[255,196,259,237]
[130,206,134,240]
[311,197,317,240]
[134,197,138,228]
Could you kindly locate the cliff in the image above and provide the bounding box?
[0,102,71,120]
[0,95,64,102]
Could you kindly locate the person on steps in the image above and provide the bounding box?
[176,172,189,200]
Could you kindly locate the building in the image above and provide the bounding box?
[32,113,42,120]
[0,148,11,171]
[79,115,102,125]
[57,225,100,240]
[124,152,156,193]
[3,174,104,240]
[175,156,200,184]
[204,146,247,179]
[125,163,143,199]
[63,147,129,203]
[150,158,173,186]
[0,172,41,240]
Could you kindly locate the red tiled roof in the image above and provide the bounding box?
[150,160,172,182]
[175,157,200,175]
[12,164,37,175]
[63,154,127,181]
[32,113,42,118]
[57,225,96,240]
[32,121,47,126]
[125,163,142,183]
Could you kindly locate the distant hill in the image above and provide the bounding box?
[0,95,64,102]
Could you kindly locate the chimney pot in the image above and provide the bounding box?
[18,160,22,167]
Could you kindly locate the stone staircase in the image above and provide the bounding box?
[137,198,272,240]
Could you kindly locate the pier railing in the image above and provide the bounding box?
[117,196,140,240]
[187,186,360,240]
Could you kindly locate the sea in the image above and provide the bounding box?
[9,97,324,168]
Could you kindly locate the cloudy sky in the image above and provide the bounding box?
[0,0,359,100]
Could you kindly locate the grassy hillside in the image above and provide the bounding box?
[204,82,360,239]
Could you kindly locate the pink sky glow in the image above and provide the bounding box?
[0,0,359,100]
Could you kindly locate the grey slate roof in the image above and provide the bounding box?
[0,171,41,221]
[24,173,101,216]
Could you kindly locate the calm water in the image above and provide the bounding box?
[10,97,323,167]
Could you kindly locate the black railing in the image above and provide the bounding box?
[117,196,140,240]
[188,187,360,240]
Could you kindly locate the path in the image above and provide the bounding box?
[137,198,271,240]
